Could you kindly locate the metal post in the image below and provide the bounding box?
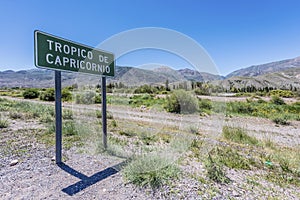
[101,76,107,149]
[55,71,62,164]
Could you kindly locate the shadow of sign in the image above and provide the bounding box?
[58,161,126,196]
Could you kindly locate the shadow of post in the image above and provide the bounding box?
[58,161,127,196]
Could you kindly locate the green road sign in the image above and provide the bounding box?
[34,30,115,77]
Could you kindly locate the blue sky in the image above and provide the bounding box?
[1,0,300,75]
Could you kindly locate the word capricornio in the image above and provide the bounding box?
[45,39,111,73]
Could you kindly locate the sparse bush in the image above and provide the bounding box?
[62,109,73,120]
[165,90,198,114]
[272,115,290,125]
[75,91,96,104]
[205,154,230,184]
[209,147,253,170]
[62,121,78,136]
[271,95,285,105]
[158,133,172,143]
[194,88,210,96]
[134,85,157,94]
[269,90,293,98]
[111,120,117,128]
[23,88,39,99]
[123,154,180,188]
[39,114,54,123]
[257,99,266,104]
[129,94,164,108]
[139,132,158,145]
[9,111,23,119]
[62,88,72,101]
[198,98,212,111]
[0,116,9,128]
[108,136,127,146]
[190,139,204,158]
[107,111,114,119]
[226,102,256,114]
[95,94,101,104]
[119,130,137,137]
[40,88,55,101]
[222,126,258,145]
[96,110,102,118]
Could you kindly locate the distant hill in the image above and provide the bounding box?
[226,56,300,78]
[213,67,300,90]
[2,55,300,89]
[178,68,224,82]
[0,66,222,88]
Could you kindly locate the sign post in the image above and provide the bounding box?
[101,76,107,149]
[55,71,62,163]
[34,30,114,164]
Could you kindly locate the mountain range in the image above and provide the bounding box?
[1,56,300,89]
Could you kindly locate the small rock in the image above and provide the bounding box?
[51,156,55,161]
[10,159,19,166]
[232,190,240,197]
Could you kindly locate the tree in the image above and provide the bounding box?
[165,79,170,91]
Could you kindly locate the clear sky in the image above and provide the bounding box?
[1,0,300,75]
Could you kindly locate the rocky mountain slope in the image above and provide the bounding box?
[1,55,300,89]
[0,66,223,88]
[213,67,300,90]
[226,56,300,78]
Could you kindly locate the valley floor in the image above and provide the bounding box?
[0,96,299,199]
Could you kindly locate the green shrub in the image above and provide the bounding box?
[39,114,54,123]
[62,109,73,120]
[62,88,72,101]
[96,110,102,118]
[23,88,39,99]
[62,121,78,136]
[139,132,158,145]
[226,102,256,114]
[134,85,157,94]
[269,90,293,98]
[75,91,96,104]
[0,116,9,128]
[95,94,102,104]
[107,111,114,119]
[111,120,117,128]
[40,88,55,101]
[123,154,180,188]
[165,90,198,114]
[209,147,253,170]
[272,115,290,125]
[271,95,286,105]
[205,154,230,184]
[129,94,163,108]
[198,98,212,111]
[194,88,210,95]
[222,126,258,145]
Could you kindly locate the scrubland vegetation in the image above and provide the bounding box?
[1,83,299,197]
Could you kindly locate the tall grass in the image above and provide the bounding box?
[222,126,258,145]
[123,153,180,188]
[0,115,9,128]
